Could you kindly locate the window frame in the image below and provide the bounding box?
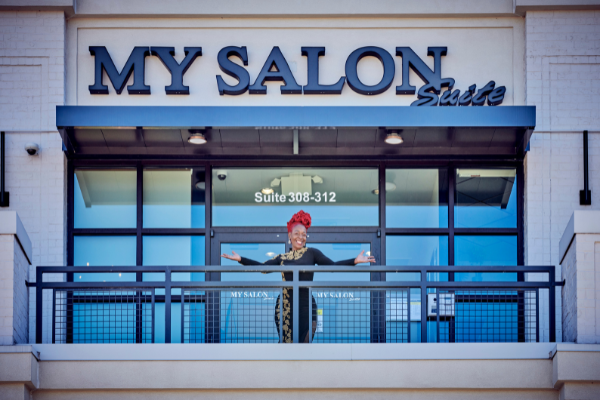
[67,158,524,276]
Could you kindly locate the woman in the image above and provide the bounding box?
[221,210,375,343]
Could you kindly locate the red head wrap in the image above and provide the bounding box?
[287,210,312,232]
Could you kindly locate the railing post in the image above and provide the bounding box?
[292,268,299,343]
[420,280,427,343]
[151,289,155,343]
[406,289,411,343]
[436,288,440,343]
[549,266,556,342]
[535,288,540,343]
[181,291,185,344]
[51,289,56,344]
[165,267,171,343]
[36,267,43,344]
[308,288,313,343]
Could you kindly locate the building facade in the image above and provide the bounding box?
[0,1,599,399]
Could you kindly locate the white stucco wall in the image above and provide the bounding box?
[66,17,525,107]
[524,10,600,341]
[0,10,67,343]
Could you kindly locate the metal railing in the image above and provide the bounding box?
[34,265,561,344]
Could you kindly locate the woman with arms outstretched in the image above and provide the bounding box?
[221,210,375,343]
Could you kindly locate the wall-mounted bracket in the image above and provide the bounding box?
[580,130,591,205]
[0,131,9,207]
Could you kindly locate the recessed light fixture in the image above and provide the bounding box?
[195,181,206,190]
[188,133,207,145]
[261,187,274,195]
[188,129,207,145]
[266,252,276,257]
[385,131,404,145]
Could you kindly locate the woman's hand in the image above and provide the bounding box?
[354,250,376,265]
[221,251,241,262]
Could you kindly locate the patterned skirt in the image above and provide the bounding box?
[275,288,318,343]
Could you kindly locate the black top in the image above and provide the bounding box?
[239,247,355,281]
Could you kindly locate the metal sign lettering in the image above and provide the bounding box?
[88,45,506,106]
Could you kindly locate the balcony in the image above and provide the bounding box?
[33,265,560,344]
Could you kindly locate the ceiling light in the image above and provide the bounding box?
[372,182,398,195]
[195,181,206,190]
[266,252,276,257]
[385,131,403,145]
[261,187,274,195]
[457,169,516,178]
[188,134,207,145]
[312,176,323,184]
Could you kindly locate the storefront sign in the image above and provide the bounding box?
[88,45,506,106]
[255,192,337,203]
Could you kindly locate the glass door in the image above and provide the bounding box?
[211,231,380,343]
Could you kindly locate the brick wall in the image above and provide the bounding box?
[0,11,66,343]
[525,10,600,342]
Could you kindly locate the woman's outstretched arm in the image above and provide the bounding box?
[311,248,375,266]
[221,251,281,266]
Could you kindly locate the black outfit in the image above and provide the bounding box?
[239,247,355,343]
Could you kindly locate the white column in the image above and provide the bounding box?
[0,212,32,346]
[559,211,600,344]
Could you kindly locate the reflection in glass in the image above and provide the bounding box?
[219,243,285,343]
[220,243,286,281]
[74,169,136,228]
[143,236,205,343]
[455,168,517,228]
[73,236,136,282]
[386,169,448,228]
[455,235,517,281]
[212,168,378,226]
[143,168,205,228]
[143,235,205,277]
[386,236,448,282]
[310,243,370,281]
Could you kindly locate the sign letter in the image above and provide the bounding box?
[216,46,250,96]
[89,46,151,95]
[151,47,202,95]
[301,47,345,94]
[345,47,395,95]
[396,47,450,95]
[249,47,302,95]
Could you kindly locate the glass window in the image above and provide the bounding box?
[455,235,517,281]
[220,243,286,281]
[310,243,371,281]
[212,168,378,226]
[73,236,136,281]
[143,236,205,344]
[386,169,448,228]
[74,169,136,228]
[455,168,517,228]
[386,236,448,282]
[143,168,205,228]
[143,236,205,267]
